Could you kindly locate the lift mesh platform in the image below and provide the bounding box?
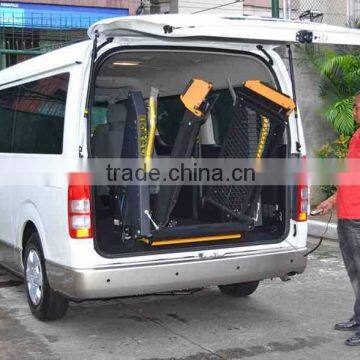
[204,81,294,225]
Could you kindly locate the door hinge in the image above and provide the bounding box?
[79,145,83,158]
[296,30,313,44]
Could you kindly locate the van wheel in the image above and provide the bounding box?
[24,233,69,321]
[218,281,260,297]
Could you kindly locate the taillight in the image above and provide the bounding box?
[68,173,93,239]
[296,184,309,222]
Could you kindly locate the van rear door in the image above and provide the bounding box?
[88,15,359,258]
[88,15,360,157]
[88,15,360,46]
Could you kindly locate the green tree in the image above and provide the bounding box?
[306,45,360,135]
[305,20,360,197]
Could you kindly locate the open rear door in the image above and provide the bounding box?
[89,14,360,47]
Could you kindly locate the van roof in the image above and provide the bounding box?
[88,14,360,46]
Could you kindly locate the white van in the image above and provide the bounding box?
[0,15,358,321]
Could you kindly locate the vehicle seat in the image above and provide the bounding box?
[106,103,127,158]
[92,103,127,158]
[91,123,108,158]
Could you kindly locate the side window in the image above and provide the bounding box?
[13,73,70,154]
[0,87,18,152]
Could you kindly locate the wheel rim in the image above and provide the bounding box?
[26,249,43,306]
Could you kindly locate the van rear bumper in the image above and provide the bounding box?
[46,248,307,301]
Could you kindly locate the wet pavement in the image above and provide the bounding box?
[0,238,359,360]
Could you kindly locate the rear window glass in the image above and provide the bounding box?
[0,73,69,154]
[13,74,69,154]
[0,87,18,152]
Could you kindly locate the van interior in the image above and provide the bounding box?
[90,50,292,256]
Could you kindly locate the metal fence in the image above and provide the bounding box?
[0,14,97,69]
[289,0,348,26]
[350,0,360,21]
[243,0,359,26]
[0,13,104,30]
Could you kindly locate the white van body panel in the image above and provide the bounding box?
[0,41,94,274]
[0,15,313,300]
[89,14,360,46]
[0,41,93,89]
[60,39,308,276]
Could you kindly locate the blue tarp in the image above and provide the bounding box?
[0,2,129,29]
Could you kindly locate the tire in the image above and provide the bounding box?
[24,233,69,321]
[218,281,260,297]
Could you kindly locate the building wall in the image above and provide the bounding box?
[243,0,272,17]
[243,0,297,18]
[170,0,243,15]
[0,0,141,15]
[152,0,171,14]
[291,47,337,204]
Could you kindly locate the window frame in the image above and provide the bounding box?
[0,70,71,155]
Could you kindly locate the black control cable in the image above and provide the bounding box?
[284,210,333,257]
[303,210,333,257]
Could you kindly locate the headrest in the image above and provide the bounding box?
[107,103,128,126]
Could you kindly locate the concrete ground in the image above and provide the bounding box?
[0,237,359,360]
[308,211,338,240]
